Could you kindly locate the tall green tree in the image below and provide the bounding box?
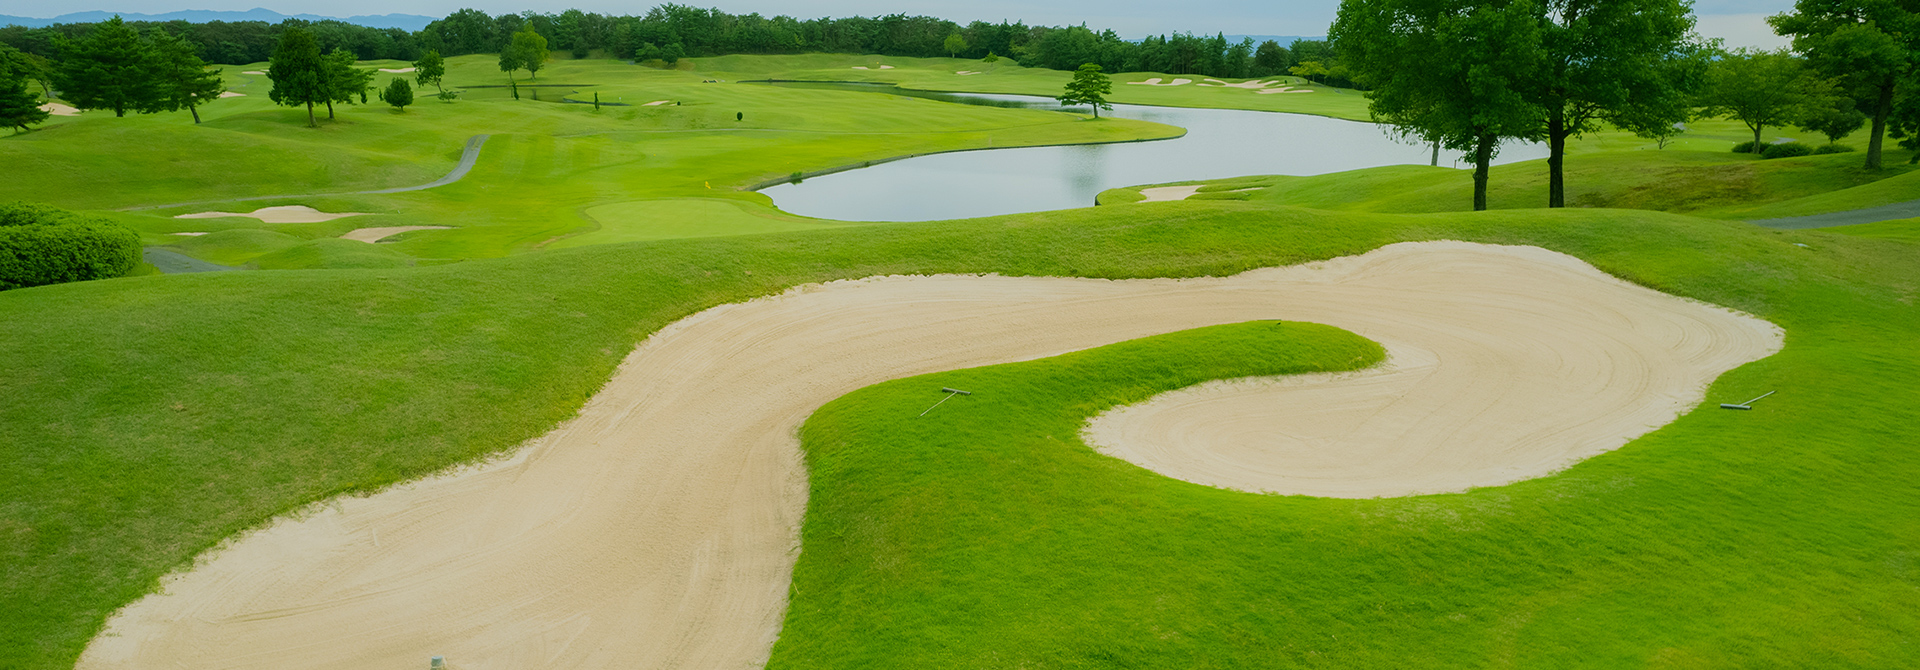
[1252,40,1290,76]
[1700,49,1825,154]
[53,16,155,117]
[1531,0,1700,207]
[1799,94,1867,147]
[379,77,413,112]
[1334,0,1546,210]
[0,45,52,99]
[267,26,326,127]
[1057,62,1113,117]
[414,49,446,94]
[143,30,224,124]
[1773,0,1920,169]
[0,69,49,133]
[945,33,969,58]
[503,23,549,80]
[320,48,373,119]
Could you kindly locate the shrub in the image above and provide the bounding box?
[1732,141,1758,153]
[1813,143,1857,155]
[1762,142,1813,159]
[0,202,142,291]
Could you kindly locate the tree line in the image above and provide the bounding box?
[2,16,223,130]
[3,6,1347,83]
[1333,0,1920,211]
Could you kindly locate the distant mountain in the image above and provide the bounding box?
[0,8,436,31]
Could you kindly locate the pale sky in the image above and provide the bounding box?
[0,0,1797,47]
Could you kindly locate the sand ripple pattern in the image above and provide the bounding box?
[80,242,1780,670]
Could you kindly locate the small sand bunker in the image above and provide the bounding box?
[956,70,982,75]
[1256,87,1313,94]
[379,67,416,73]
[340,226,449,243]
[170,232,208,236]
[78,242,1778,670]
[1128,77,1193,86]
[242,70,266,75]
[1137,186,1258,202]
[218,91,245,98]
[175,205,369,224]
[642,100,673,106]
[40,102,81,116]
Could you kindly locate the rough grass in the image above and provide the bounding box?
[4,199,1918,668]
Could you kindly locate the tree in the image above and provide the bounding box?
[944,32,968,58]
[0,70,49,133]
[506,23,549,80]
[1700,49,1825,154]
[1333,0,1545,210]
[267,26,326,127]
[1530,0,1700,207]
[53,16,156,117]
[1773,1,1920,169]
[1057,62,1113,118]
[1252,40,1290,76]
[379,77,413,111]
[143,30,224,124]
[498,37,524,80]
[0,45,52,99]
[1289,60,1330,84]
[1799,94,1867,147]
[320,47,373,119]
[414,49,445,94]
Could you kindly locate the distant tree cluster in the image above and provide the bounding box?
[4,6,1344,83]
[267,26,377,127]
[1,15,228,129]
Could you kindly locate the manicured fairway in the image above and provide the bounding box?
[5,195,1919,667]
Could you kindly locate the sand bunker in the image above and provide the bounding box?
[1138,185,1204,202]
[1128,77,1193,86]
[40,102,81,116]
[79,242,1779,670]
[170,232,208,236]
[956,70,982,75]
[175,205,369,224]
[851,65,895,70]
[642,99,673,106]
[242,70,266,75]
[340,225,449,243]
[379,67,417,73]
[218,91,245,98]
[1256,87,1313,94]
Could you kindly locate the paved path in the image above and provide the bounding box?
[1749,197,1920,229]
[143,248,236,274]
[122,135,491,212]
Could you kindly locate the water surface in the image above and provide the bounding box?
[756,82,1549,222]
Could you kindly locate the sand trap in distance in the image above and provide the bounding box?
[957,70,982,75]
[340,225,449,243]
[242,70,265,75]
[175,205,369,224]
[79,242,1779,670]
[1128,77,1193,86]
[642,99,673,106]
[40,102,81,116]
[379,67,416,73]
[1136,186,1257,202]
[218,91,245,98]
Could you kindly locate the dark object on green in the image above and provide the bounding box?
[1813,143,1857,154]
[380,78,413,112]
[1057,63,1114,118]
[1733,140,1759,153]
[0,202,141,291]
[1763,142,1814,159]
[737,111,743,121]
[593,91,600,110]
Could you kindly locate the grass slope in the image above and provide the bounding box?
[4,199,1917,668]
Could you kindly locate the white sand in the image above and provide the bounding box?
[218,91,245,98]
[1127,77,1193,86]
[77,242,1780,670]
[242,70,266,75]
[379,67,417,73]
[956,70,982,75]
[339,226,449,243]
[40,102,81,116]
[851,66,869,69]
[170,232,208,236]
[642,100,673,106]
[175,206,369,224]
[1256,87,1313,94]
[879,65,894,69]
[1138,185,1204,202]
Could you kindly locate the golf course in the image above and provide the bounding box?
[4,4,1919,669]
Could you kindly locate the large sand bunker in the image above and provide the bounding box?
[40,102,81,116]
[175,205,369,224]
[1128,77,1193,86]
[80,242,1779,670]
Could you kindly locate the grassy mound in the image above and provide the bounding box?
[249,238,416,270]
[164,228,305,266]
[4,198,1917,668]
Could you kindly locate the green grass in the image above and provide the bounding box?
[1826,217,1920,244]
[5,197,1919,668]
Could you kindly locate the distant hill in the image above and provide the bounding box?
[0,8,436,30]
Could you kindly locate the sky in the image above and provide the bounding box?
[0,0,1795,48]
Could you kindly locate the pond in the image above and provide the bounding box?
[754,82,1550,222]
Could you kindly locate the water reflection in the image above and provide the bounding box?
[756,82,1548,222]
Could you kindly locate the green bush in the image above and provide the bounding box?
[1732,141,1758,153]
[0,202,142,291]
[1813,143,1857,155]
[1762,142,1814,159]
